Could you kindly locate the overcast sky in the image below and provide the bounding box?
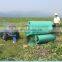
[0,0,62,16]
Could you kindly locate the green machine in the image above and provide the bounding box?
[26,21,56,47]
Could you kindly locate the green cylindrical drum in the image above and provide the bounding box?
[36,34,56,44]
[26,21,53,36]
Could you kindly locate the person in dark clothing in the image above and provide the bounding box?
[2,23,20,43]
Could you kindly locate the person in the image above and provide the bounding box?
[2,23,20,43]
[8,23,20,43]
[53,13,61,35]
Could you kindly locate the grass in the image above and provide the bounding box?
[0,17,62,61]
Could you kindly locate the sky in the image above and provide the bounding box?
[0,0,62,16]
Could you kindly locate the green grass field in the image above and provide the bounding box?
[0,17,62,61]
